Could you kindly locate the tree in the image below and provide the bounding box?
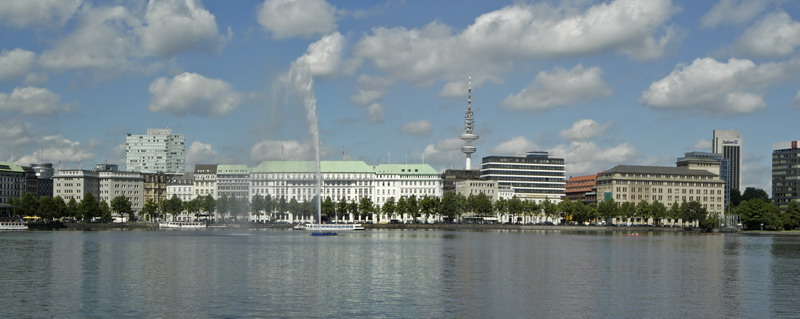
[382,197,396,221]
[162,195,183,221]
[359,197,374,221]
[651,201,667,226]
[396,197,408,222]
[111,196,134,222]
[36,196,57,220]
[289,197,300,220]
[141,199,159,222]
[419,196,437,223]
[406,195,420,222]
[66,198,79,219]
[53,196,68,219]
[783,201,800,230]
[202,194,216,218]
[322,196,335,222]
[742,187,769,202]
[468,193,492,218]
[541,200,557,222]
[736,198,782,230]
[597,199,617,223]
[19,193,39,217]
[185,197,202,219]
[77,193,101,221]
[336,197,348,222]
[730,189,742,207]
[250,194,263,222]
[98,200,112,221]
[507,197,524,223]
[217,195,230,220]
[681,201,708,227]
[347,200,359,221]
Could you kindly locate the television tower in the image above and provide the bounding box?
[460,76,479,169]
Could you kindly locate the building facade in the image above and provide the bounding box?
[374,164,442,205]
[596,165,725,216]
[678,152,730,208]
[166,173,195,202]
[480,152,565,204]
[125,128,185,174]
[217,165,251,200]
[53,169,101,202]
[712,130,742,192]
[565,174,598,204]
[0,162,25,215]
[98,168,144,214]
[143,172,171,204]
[772,141,800,210]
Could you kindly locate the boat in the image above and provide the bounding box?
[0,221,28,231]
[292,223,306,230]
[158,221,208,229]
[304,223,365,231]
[625,233,640,237]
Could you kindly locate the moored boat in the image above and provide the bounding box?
[304,223,364,231]
[0,221,28,231]
[158,221,208,229]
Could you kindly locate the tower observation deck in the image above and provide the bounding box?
[460,76,479,169]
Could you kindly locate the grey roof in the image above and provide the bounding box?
[194,164,217,174]
[603,165,718,176]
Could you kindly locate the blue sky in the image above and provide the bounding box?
[1,0,799,192]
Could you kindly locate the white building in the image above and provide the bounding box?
[480,152,565,204]
[373,164,442,205]
[193,164,217,199]
[166,173,194,202]
[126,128,185,174]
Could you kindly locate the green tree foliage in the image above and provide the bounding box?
[439,192,463,221]
[736,198,782,230]
[419,196,438,221]
[162,195,183,220]
[406,195,420,221]
[359,197,374,220]
[396,197,408,222]
[36,196,57,220]
[783,201,800,230]
[322,196,335,221]
[541,200,557,222]
[202,195,216,216]
[52,196,67,219]
[110,196,134,222]
[597,199,617,222]
[66,197,79,218]
[98,200,112,221]
[730,189,742,207]
[141,199,159,221]
[382,197,396,220]
[347,200,359,220]
[77,193,101,221]
[741,187,770,202]
[250,194,263,220]
[336,197,349,221]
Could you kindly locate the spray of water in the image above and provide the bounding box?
[285,60,322,223]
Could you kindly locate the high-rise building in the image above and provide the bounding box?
[460,76,479,170]
[126,128,185,174]
[772,141,800,210]
[480,152,565,204]
[712,130,742,192]
[678,152,730,207]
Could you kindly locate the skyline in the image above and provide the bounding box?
[1,0,800,194]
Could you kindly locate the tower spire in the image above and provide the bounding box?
[460,76,479,169]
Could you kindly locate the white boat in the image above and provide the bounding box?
[158,221,208,229]
[304,223,364,231]
[0,221,28,231]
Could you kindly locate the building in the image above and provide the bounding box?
[455,180,500,201]
[596,165,725,217]
[678,152,729,207]
[143,172,171,204]
[217,165,251,200]
[713,130,742,191]
[374,164,442,205]
[125,128,185,174]
[565,174,599,204]
[0,161,25,216]
[53,169,101,202]
[480,152,565,204]
[97,166,144,215]
[29,163,54,198]
[441,169,481,194]
[193,164,217,199]
[166,173,195,202]
[772,141,800,210]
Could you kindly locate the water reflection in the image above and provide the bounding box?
[1,230,800,318]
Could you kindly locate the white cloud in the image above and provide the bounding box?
[795,91,800,108]
[355,0,676,87]
[15,135,94,166]
[502,65,611,111]
[701,0,776,28]
[491,136,539,155]
[641,57,799,115]
[0,0,82,28]
[257,0,337,39]
[0,86,69,116]
[186,141,221,166]
[620,25,681,61]
[560,119,610,141]
[549,141,637,176]
[148,72,242,116]
[736,12,800,58]
[421,138,465,167]
[0,122,93,166]
[401,120,433,137]
[691,139,712,150]
[0,49,37,81]
[366,103,384,123]
[295,32,345,77]
[352,74,394,106]
[138,0,228,56]
[250,139,315,162]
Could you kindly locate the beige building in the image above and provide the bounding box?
[596,165,725,216]
[53,170,100,202]
[98,170,144,214]
[455,180,501,201]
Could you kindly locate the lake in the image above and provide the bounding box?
[1,229,799,318]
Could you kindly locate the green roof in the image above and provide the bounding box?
[217,165,251,174]
[252,161,373,173]
[374,164,439,175]
[0,161,24,173]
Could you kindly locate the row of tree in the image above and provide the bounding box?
[8,193,134,222]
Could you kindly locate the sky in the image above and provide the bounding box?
[1,0,799,193]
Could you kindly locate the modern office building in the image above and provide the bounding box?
[565,174,599,204]
[712,130,742,192]
[217,165,251,200]
[125,128,185,174]
[772,141,800,210]
[441,169,481,193]
[678,152,730,207]
[29,163,54,198]
[480,152,565,204]
[596,165,725,216]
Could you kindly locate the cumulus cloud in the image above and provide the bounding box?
[421,138,465,167]
[356,0,676,87]
[401,120,433,137]
[701,0,776,28]
[15,135,94,165]
[40,1,226,72]
[560,119,610,141]
[251,139,315,162]
[491,136,539,155]
[148,72,242,116]
[502,65,611,111]
[0,86,71,116]
[352,74,394,106]
[0,48,37,81]
[549,141,637,176]
[186,141,223,167]
[736,12,800,58]
[0,121,93,166]
[295,32,345,77]
[641,57,799,115]
[0,0,82,28]
[691,139,712,150]
[257,0,337,39]
[366,103,384,123]
[138,0,229,56]
[620,25,681,61]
